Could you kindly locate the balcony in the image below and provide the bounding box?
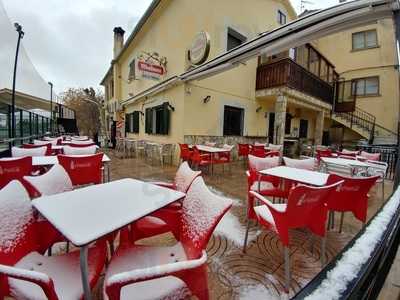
[256,58,335,105]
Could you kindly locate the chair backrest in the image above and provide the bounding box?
[57,153,103,185]
[326,174,379,222]
[71,136,89,141]
[316,149,332,160]
[11,146,47,157]
[68,140,94,145]
[255,142,266,147]
[23,164,73,197]
[237,144,250,156]
[265,151,280,158]
[21,143,52,156]
[268,144,282,151]
[63,145,97,155]
[174,162,201,193]
[361,151,380,161]
[248,155,280,172]
[0,181,38,267]
[281,181,342,243]
[0,157,33,189]
[68,142,96,148]
[367,160,388,178]
[341,149,359,156]
[338,155,356,160]
[180,177,232,259]
[222,144,234,151]
[250,145,266,158]
[179,143,192,160]
[283,157,315,170]
[34,139,57,146]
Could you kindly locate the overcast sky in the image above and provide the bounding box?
[1,0,340,96]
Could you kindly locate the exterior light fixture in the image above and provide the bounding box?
[256,106,262,113]
[203,95,211,103]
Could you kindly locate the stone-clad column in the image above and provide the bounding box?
[315,110,325,146]
[274,94,287,145]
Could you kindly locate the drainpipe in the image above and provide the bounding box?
[393,8,400,187]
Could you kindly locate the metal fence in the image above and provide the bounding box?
[357,144,398,180]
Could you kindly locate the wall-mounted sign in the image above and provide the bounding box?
[137,61,165,80]
[134,51,168,81]
[189,31,210,65]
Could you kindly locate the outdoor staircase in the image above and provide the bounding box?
[331,107,398,145]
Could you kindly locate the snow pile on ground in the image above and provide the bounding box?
[208,186,244,207]
[215,211,261,247]
[305,186,400,300]
[239,284,280,300]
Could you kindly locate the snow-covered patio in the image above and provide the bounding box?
[75,150,393,299]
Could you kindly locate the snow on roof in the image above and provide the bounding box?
[305,185,400,299]
[0,3,50,101]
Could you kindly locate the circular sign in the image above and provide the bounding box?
[189,31,210,65]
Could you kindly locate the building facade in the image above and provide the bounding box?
[101,0,399,161]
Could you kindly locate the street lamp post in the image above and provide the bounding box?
[11,23,24,141]
[48,81,53,134]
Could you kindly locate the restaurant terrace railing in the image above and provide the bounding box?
[256,58,335,105]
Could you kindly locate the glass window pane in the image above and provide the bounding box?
[365,77,379,94]
[366,31,377,48]
[15,110,21,138]
[356,80,366,95]
[352,32,365,50]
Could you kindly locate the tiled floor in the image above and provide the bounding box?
[96,150,395,299]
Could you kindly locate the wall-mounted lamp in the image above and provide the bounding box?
[203,95,211,104]
[256,106,262,113]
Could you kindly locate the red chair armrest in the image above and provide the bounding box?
[0,264,59,300]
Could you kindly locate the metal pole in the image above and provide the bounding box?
[11,23,24,142]
[48,82,53,134]
[393,10,400,188]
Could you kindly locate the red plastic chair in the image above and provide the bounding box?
[0,157,33,190]
[22,143,52,156]
[283,157,316,171]
[250,145,266,158]
[238,143,250,160]
[316,149,333,161]
[191,146,212,170]
[326,174,379,232]
[360,151,380,161]
[63,145,97,155]
[265,150,280,157]
[244,181,343,292]
[178,143,192,162]
[58,153,103,186]
[69,142,96,147]
[104,177,232,300]
[0,180,107,299]
[131,162,202,241]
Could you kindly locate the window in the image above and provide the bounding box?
[125,111,140,134]
[227,28,246,51]
[351,77,379,96]
[352,30,378,50]
[145,102,171,135]
[285,114,292,135]
[277,10,287,25]
[109,80,114,98]
[223,106,244,136]
[128,59,136,81]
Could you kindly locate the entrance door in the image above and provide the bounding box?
[299,119,308,138]
[111,121,117,149]
[268,112,275,143]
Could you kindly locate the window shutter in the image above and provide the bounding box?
[128,59,136,81]
[161,102,170,135]
[125,113,130,133]
[132,111,139,133]
[145,108,153,134]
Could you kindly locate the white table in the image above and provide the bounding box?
[321,157,370,168]
[260,166,329,187]
[32,178,185,300]
[195,145,231,174]
[52,145,99,151]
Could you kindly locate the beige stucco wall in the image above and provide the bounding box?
[316,18,400,133]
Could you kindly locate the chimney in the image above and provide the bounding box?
[113,27,125,58]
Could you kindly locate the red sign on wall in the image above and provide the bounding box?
[137,61,165,80]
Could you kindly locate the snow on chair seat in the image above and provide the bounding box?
[12,146,47,157]
[63,145,97,155]
[23,164,73,197]
[0,181,107,300]
[8,247,106,300]
[105,177,232,300]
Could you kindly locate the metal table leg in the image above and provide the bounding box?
[80,245,92,300]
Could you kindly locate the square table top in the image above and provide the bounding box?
[321,157,370,168]
[32,178,185,246]
[259,166,329,186]
[195,145,231,153]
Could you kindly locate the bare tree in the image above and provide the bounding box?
[60,87,105,139]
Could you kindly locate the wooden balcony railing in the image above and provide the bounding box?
[256,58,334,105]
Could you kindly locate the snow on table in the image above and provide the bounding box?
[31,153,110,166]
[321,157,370,168]
[32,178,185,246]
[260,166,329,186]
[195,145,231,153]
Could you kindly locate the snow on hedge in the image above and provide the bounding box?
[305,186,400,300]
